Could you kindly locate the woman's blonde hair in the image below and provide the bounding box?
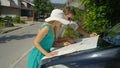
[47,20,62,40]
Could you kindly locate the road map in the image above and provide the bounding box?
[43,35,99,59]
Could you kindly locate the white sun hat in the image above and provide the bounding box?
[45,9,70,25]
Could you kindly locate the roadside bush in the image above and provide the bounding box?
[72,0,120,36]
[13,15,26,24]
[82,0,111,34]
[81,0,120,34]
[20,20,26,24]
[13,15,20,23]
[0,24,5,29]
[63,25,77,39]
[0,17,6,28]
[0,16,12,23]
[0,17,6,23]
[0,18,5,29]
[0,16,14,27]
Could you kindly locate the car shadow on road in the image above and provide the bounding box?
[0,34,37,43]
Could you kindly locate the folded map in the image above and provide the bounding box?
[42,35,99,59]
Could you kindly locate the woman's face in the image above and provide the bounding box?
[65,13,74,21]
[55,22,62,30]
[53,21,62,39]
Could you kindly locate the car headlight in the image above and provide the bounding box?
[48,64,69,68]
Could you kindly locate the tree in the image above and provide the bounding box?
[33,0,53,19]
[72,0,120,34]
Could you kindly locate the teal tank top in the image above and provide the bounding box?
[27,23,54,68]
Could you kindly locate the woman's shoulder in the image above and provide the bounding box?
[39,23,51,30]
[42,23,50,26]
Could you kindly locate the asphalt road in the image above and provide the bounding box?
[0,22,43,68]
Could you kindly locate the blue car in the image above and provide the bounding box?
[41,23,120,68]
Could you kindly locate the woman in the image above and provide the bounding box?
[63,6,97,37]
[27,9,70,68]
[45,7,97,47]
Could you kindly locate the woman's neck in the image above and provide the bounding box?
[50,24,56,38]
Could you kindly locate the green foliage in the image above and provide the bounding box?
[52,3,65,9]
[20,20,25,24]
[0,15,26,29]
[74,8,85,22]
[0,16,13,28]
[83,5,111,34]
[0,24,5,29]
[13,15,25,24]
[13,15,20,23]
[73,0,120,35]
[33,0,54,18]
[62,25,77,39]
[0,18,5,29]
[73,7,85,27]
[81,0,110,34]
[4,16,12,21]
[0,16,13,24]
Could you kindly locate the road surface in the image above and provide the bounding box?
[0,22,43,68]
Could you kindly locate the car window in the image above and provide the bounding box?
[103,23,120,46]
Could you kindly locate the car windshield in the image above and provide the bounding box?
[103,23,120,46]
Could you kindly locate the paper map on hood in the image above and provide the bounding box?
[42,35,99,59]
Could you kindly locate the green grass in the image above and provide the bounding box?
[0,24,5,29]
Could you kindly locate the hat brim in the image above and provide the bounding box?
[45,17,70,25]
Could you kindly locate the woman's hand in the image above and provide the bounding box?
[90,33,97,37]
[68,39,76,44]
[63,42,71,46]
[46,51,58,57]
[65,37,76,44]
